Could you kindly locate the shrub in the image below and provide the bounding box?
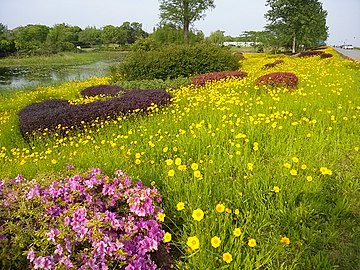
[112,43,241,81]
[191,71,248,86]
[298,51,324,58]
[0,168,171,269]
[320,53,333,59]
[256,72,299,89]
[263,60,285,69]
[18,89,172,137]
[80,85,123,97]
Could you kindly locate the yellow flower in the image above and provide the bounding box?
[167,170,175,177]
[165,159,173,166]
[135,153,141,159]
[187,236,200,250]
[163,232,172,243]
[193,170,202,179]
[172,146,178,152]
[215,203,225,213]
[178,165,187,171]
[234,209,240,215]
[320,167,332,175]
[176,202,185,211]
[247,163,254,171]
[192,208,204,221]
[222,252,233,263]
[175,157,182,166]
[283,163,291,169]
[163,147,168,153]
[306,176,313,182]
[292,157,299,163]
[211,236,221,248]
[301,164,307,170]
[290,169,297,176]
[157,212,165,222]
[225,208,232,214]
[273,186,280,193]
[135,159,141,165]
[191,163,199,171]
[51,159,57,164]
[280,236,290,245]
[233,228,242,237]
[248,238,257,247]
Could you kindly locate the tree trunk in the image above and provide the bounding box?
[292,32,296,53]
[183,22,189,44]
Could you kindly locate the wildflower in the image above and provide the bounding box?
[225,208,232,214]
[320,167,332,175]
[222,252,233,263]
[283,163,291,169]
[187,236,200,250]
[175,158,182,166]
[247,163,254,171]
[306,176,313,182]
[280,236,290,245]
[135,153,141,159]
[135,159,141,165]
[290,169,297,176]
[233,228,242,237]
[273,186,280,193]
[164,232,172,243]
[168,170,175,177]
[165,159,173,166]
[215,203,225,213]
[248,238,257,247]
[292,157,299,163]
[193,170,202,179]
[301,164,307,170]
[157,212,165,222]
[178,165,187,171]
[192,208,204,221]
[51,159,57,164]
[173,146,178,152]
[176,202,185,211]
[211,236,221,248]
[234,209,240,215]
[191,163,199,171]
[163,147,168,153]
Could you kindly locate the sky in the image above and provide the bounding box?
[0,0,359,46]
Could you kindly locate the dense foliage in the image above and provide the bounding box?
[0,168,171,269]
[256,72,299,88]
[115,44,241,80]
[18,89,172,137]
[191,71,248,86]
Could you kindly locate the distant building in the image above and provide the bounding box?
[223,41,257,47]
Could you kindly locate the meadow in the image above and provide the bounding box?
[0,48,359,269]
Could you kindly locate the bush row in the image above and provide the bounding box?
[0,168,171,269]
[112,44,241,81]
[191,71,248,86]
[18,89,172,137]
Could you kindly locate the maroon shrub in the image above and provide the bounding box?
[298,51,324,58]
[256,72,299,89]
[320,53,333,59]
[191,71,248,86]
[80,85,123,97]
[18,89,172,137]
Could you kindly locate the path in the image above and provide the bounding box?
[333,47,360,61]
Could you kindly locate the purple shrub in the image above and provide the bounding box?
[256,72,299,89]
[320,53,333,59]
[191,71,248,86]
[298,51,324,58]
[0,168,171,269]
[18,89,172,137]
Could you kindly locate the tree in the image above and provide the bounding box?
[13,24,50,53]
[159,0,215,44]
[208,30,225,46]
[265,0,328,53]
[78,26,102,46]
[46,23,81,52]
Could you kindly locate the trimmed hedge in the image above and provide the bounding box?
[113,44,241,81]
[18,89,172,137]
[263,60,285,69]
[80,85,123,97]
[256,72,299,89]
[191,71,248,86]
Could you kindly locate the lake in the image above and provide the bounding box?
[0,61,117,89]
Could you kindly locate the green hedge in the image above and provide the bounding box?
[112,44,241,80]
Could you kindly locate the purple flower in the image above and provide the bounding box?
[27,249,35,262]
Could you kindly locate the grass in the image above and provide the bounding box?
[0,48,359,269]
[0,51,127,67]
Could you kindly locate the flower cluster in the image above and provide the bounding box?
[191,71,248,86]
[18,89,172,138]
[1,168,170,269]
[256,72,299,89]
[80,85,124,97]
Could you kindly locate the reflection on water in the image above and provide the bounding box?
[0,61,115,89]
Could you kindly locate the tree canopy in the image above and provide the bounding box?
[159,0,215,43]
[265,0,328,52]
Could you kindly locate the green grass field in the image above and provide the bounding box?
[0,48,359,269]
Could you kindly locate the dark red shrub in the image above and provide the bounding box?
[263,59,285,69]
[80,85,123,97]
[191,71,248,86]
[320,53,333,59]
[256,72,299,89]
[18,89,172,137]
[298,51,324,58]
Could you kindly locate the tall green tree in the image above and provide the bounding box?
[265,0,328,53]
[208,30,225,46]
[159,0,215,43]
[13,24,49,53]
